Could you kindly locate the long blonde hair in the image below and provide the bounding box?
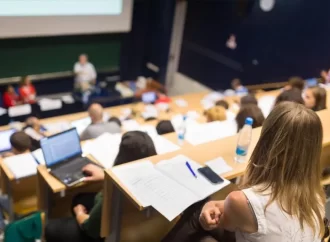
[243,102,325,237]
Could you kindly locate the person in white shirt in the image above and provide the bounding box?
[73,54,97,92]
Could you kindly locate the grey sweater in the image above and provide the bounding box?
[80,122,121,141]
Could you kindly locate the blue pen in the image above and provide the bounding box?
[185,161,197,178]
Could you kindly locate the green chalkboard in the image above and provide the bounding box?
[0,34,121,78]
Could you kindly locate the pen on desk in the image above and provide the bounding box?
[185,161,197,178]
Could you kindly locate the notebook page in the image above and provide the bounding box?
[112,160,199,221]
[32,148,46,165]
[155,155,230,200]
[151,135,180,155]
[4,153,39,179]
[88,133,122,168]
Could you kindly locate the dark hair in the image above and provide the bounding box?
[156,120,175,135]
[240,94,258,106]
[215,100,229,110]
[113,131,157,166]
[108,117,122,127]
[10,131,32,153]
[275,88,305,106]
[288,76,305,91]
[236,104,265,132]
[308,86,327,111]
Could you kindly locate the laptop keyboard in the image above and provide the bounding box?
[52,157,92,185]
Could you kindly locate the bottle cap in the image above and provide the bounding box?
[245,117,253,126]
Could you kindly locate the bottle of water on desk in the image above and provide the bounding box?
[235,117,253,163]
[177,115,187,146]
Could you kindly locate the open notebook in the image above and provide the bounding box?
[86,133,180,169]
[111,155,230,221]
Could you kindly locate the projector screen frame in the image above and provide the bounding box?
[0,0,132,39]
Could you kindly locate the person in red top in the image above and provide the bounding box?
[3,85,20,108]
[19,76,37,104]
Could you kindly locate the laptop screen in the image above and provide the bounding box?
[40,128,82,167]
[142,92,157,104]
[306,78,318,87]
[0,129,16,153]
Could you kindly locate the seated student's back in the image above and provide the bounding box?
[80,103,121,141]
[304,86,327,111]
[236,104,265,131]
[156,120,175,135]
[286,76,305,91]
[240,95,258,106]
[108,117,122,127]
[275,88,305,106]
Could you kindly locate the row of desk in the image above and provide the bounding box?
[0,89,329,242]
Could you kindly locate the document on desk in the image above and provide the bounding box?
[4,153,39,179]
[112,155,230,221]
[122,119,140,131]
[205,157,233,175]
[32,148,46,165]
[88,133,122,168]
[112,160,199,221]
[151,135,180,155]
[24,127,44,141]
[8,104,32,117]
[39,99,63,111]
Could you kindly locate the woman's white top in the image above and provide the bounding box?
[235,187,321,242]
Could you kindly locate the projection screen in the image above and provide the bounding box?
[0,0,132,38]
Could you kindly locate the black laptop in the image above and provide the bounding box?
[40,128,93,187]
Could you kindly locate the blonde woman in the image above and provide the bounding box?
[200,102,325,241]
[163,102,327,242]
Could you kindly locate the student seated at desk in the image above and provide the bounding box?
[236,104,264,132]
[205,106,227,122]
[2,85,21,108]
[156,120,175,135]
[240,94,258,106]
[284,76,305,91]
[19,76,37,104]
[274,88,305,106]
[163,102,327,242]
[80,103,121,141]
[1,132,31,158]
[45,131,157,242]
[231,79,248,94]
[304,86,327,111]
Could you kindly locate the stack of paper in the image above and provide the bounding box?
[4,153,39,179]
[175,99,188,107]
[185,121,237,146]
[8,104,32,117]
[38,99,62,111]
[43,122,71,134]
[32,149,46,165]
[112,155,230,221]
[87,133,122,168]
[206,157,233,175]
[61,95,75,104]
[151,135,180,154]
[24,127,44,141]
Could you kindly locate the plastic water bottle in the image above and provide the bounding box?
[235,117,253,163]
[177,115,187,146]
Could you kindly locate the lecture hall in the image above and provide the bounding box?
[0,0,330,241]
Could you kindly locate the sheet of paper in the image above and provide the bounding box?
[156,102,169,111]
[156,155,230,200]
[175,99,188,107]
[186,111,200,120]
[112,160,198,221]
[70,117,91,135]
[122,119,140,131]
[32,148,45,165]
[8,104,32,117]
[258,95,276,118]
[0,107,7,116]
[185,121,237,146]
[61,95,75,104]
[4,153,39,179]
[43,122,71,134]
[151,135,180,155]
[203,92,224,102]
[39,99,62,111]
[142,105,158,119]
[200,99,214,110]
[138,125,158,137]
[24,127,44,141]
[206,157,233,175]
[88,133,122,168]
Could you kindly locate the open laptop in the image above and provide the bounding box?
[40,128,93,187]
[142,92,157,104]
[0,129,16,153]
